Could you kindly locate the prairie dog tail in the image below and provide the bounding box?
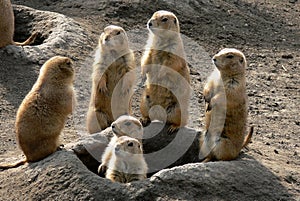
[198,130,219,162]
[242,126,254,148]
[0,159,27,170]
[14,32,38,46]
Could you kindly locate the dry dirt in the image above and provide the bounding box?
[0,0,299,200]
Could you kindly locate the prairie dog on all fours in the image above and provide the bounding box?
[98,115,143,176]
[105,136,147,183]
[140,10,191,133]
[0,56,75,170]
[86,25,136,134]
[0,0,37,48]
[199,48,253,162]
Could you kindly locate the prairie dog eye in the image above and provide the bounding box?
[116,31,121,35]
[162,17,168,22]
[174,18,177,24]
[128,142,133,147]
[226,55,234,59]
[65,59,72,66]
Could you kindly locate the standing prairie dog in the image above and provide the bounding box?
[0,56,75,170]
[140,10,190,133]
[98,115,143,176]
[0,0,37,48]
[199,48,253,162]
[105,136,148,183]
[86,25,136,134]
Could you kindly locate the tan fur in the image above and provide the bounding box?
[105,136,147,183]
[0,0,37,48]
[98,115,143,175]
[0,56,75,170]
[140,10,190,133]
[199,48,253,162]
[0,159,26,170]
[86,25,136,134]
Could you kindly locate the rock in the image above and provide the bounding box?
[142,122,202,174]
[281,54,294,59]
[289,0,298,4]
[66,122,202,175]
[65,127,114,174]
[0,150,292,200]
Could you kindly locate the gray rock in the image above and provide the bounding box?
[66,122,202,175]
[65,127,114,174]
[142,122,202,174]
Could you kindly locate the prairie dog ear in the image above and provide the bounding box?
[239,57,244,64]
[99,32,105,44]
[174,18,177,24]
[64,58,73,66]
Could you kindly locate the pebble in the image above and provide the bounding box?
[289,0,298,3]
[282,54,293,59]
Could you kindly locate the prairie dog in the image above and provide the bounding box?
[98,115,143,176]
[140,10,190,133]
[0,0,37,48]
[199,48,253,162]
[110,115,143,140]
[0,56,75,170]
[86,25,136,134]
[105,136,147,183]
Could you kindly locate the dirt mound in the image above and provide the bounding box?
[0,134,292,201]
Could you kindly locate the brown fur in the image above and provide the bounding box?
[105,136,147,183]
[199,48,253,162]
[140,10,190,133]
[0,56,75,170]
[0,0,37,48]
[98,115,143,176]
[86,25,136,134]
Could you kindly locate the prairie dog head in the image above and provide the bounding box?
[114,136,143,156]
[39,56,74,83]
[147,10,180,37]
[111,115,143,140]
[99,25,129,51]
[213,48,246,75]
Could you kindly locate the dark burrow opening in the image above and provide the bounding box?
[13,7,46,46]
